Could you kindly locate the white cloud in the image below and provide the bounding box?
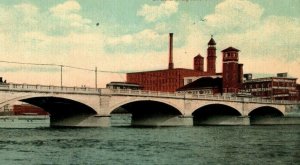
[50,0,80,15]
[14,3,39,16]
[219,16,300,61]
[105,29,168,52]
[205,0,263,33]
[50,1,91,29]
[137,1,178,22]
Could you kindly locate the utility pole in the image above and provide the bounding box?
[95,67,98,89]
[60,65,63,88]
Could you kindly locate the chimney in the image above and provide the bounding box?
[168,33,174,69]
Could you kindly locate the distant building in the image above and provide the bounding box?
[241,74,299,100]
[13,104,48,115]
[106,82,142,90]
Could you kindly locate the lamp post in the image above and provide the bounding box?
[95,67,98,89]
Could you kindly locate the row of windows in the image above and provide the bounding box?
[129,77,182,84]
[224,52,238,58]
[129,72,180,78]
[244,82,296,89]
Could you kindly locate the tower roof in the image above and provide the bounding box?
[208,37,216,45]
[194,54,204,59]
[221,47,240,52]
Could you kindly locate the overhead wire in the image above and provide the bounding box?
[0,60,127,74]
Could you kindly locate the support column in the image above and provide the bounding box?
[131,115,193,127]
[250,117,300,125]
[194,116,250,126]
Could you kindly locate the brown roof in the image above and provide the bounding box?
[177,77,223,91]
[221,47,240,52]
[194,54,204,59]
[208,38,216,45]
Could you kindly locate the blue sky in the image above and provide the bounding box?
[0,0,299,87]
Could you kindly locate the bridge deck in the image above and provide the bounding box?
[0,83,298,105]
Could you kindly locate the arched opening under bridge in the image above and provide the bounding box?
[21,97,97,127]
[110,100,189,126]
[249,106,284,125]
[192,104,247,125]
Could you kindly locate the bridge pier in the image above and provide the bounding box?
[131,115,193,127]
[194,116,250,126]
[250,117,300,125]
[51,115,111,127]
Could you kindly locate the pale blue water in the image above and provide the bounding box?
[0,125,299,165]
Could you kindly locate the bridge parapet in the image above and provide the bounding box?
[0,83,99,94]
[102,89,299,105]
[105,88,185,98]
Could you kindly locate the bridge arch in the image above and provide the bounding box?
[20,96,97,117]
[0,92,103,127]
[248,106,284,118]
[248,106,284,125]
[192,103,243,125]
[109,98,184,126]
[248,105,284,116]
[108,98,183,115]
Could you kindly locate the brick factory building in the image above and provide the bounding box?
[241,73,299,100]
[125,32,299,100]
[126,33,221,92]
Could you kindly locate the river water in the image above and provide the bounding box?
[0,124,299,165]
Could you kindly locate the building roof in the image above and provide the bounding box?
[221,47,240,52]
[208,37,216,45]
[194,54,204,59]
[177,77,223,91]
[127,68,200,74]
[243,77,297,84]
[107,82,141,87]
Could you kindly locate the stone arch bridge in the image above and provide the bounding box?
[0,83,298,127]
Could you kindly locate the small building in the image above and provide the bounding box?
[241,74,299,100]
[106,82,142,90]
[184,74,222,86]
[177,77,223,95]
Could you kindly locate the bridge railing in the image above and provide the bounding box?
[105,88,299,105]
[108,89,185,98]
[0,83,99,94]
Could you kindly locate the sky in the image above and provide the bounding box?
[0,0,299,87]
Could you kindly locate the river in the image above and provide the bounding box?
[0,124,299,165]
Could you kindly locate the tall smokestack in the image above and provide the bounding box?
[168,33,174,69]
